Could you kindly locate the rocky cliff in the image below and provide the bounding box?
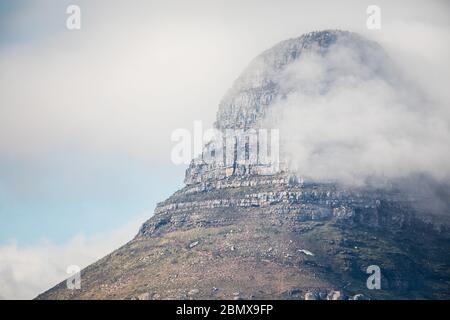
[36,30,450,300]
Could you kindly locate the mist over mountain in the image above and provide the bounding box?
[218,30,450,186]
[36,30,450,300]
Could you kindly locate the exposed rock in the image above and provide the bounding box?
[189,241,199,248]
[298,249,314,256]
[304,292,318,300]
[137,292,150,300]
[188,289,199,296]
[327,290,346,300]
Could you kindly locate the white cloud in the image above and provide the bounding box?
[0,213,147,300]
[1,0,449,172]
[263,27,450,186]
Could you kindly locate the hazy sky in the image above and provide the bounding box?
[0,0,449,299]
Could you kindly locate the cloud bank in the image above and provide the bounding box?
[0,214,146,300]
[265,30,450,186]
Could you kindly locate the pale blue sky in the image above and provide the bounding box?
[0,155,183,244]
[0,0,190,245]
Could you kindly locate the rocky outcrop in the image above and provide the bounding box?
[138,170,426,239]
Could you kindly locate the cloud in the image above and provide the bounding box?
[0,213,147,300]
[263,28,450,186]
[2,0,448,167]
[0,1,252,169]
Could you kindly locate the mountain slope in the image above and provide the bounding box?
[37,173,450,300]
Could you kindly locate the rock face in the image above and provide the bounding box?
[36,30,450,300]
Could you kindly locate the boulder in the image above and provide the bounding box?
[189,241,199,248]
[304,292,318,300]
[327,290,346,300]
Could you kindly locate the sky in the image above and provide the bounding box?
[0,0,449,299]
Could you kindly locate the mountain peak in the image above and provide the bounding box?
[36,32,450,301]
[216,30,388,130]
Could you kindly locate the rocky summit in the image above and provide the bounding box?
[36,30,450,300]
